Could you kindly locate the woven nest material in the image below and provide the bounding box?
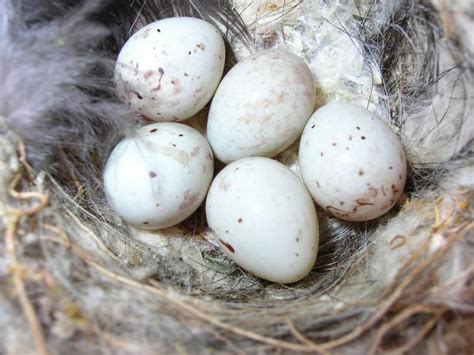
[1,0,473,354]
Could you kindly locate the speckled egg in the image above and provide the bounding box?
[299,103,407,221]
[207,50,316,163]
[115,17,225,122]
[103,122,214,229]
[205,157,319,284]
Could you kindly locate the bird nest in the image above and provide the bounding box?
[1,0,473,354]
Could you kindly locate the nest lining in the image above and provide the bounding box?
[1,0,473,354]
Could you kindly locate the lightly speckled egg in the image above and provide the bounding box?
[207,50,316,163]
[103,122,214,229]
[299,102,407,222]
[205,157,319,284]
[115,17,225,122]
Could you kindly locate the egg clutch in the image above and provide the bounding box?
[105,17,407,284]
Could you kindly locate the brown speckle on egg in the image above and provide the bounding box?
[149,171,157,178]
[219,239,235,253]
[358,169,364,176]
[238,218,243,223]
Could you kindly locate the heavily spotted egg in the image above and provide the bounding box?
[115,17,225,122]
[299,103,407,221]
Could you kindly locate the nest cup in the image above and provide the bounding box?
[1,0,473,354]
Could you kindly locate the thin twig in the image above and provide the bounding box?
[5,214,49,355]
[368,305,443,354]
[41,235,319,353]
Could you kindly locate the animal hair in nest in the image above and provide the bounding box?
[0,0,473,354]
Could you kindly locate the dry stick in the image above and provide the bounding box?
[41,220,472,353]
[368,306,443,355]
[5,216,49,355]
[314,222,472,351]
[41,235,324,353]
[286,318,330,355]
[326,193,466,315]
[5,172,50,355]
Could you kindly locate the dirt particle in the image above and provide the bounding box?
[179,134,183,137]
[149,171,157,178]
[157,28,161,32]
[196,43,206,50]
[348,135,353,140]
[346,147,350,150]
[296,253,299,257]
[358,169,364,176]
[311,125,316,129]
[361,136,366,140]
[225,230,229,234]
[188,51,192,55]
[356,126,361,130]
[332,142,337,146]
[219,239,235,253]
[339,201,345,206]
[389,166,393,170]
[156,203,160,207]
[238,218,243,223]
[172,143,176,147]
[184,72,189,77]
[143,221,149,225]
[320,152,324,157]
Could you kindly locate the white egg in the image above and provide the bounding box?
[299,103,407,221]
[115,17,225,122]
[103,122,214,229]
[205,157,319,284]
[207,50,316,163]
